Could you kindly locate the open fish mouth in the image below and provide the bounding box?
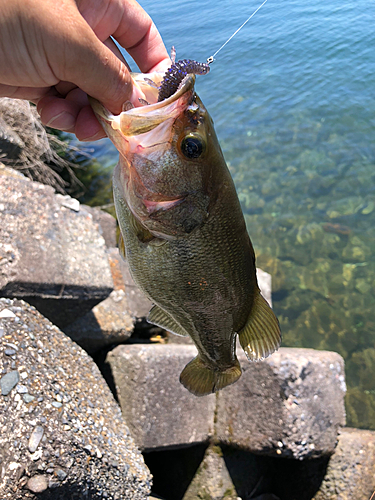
[89,72,196,139]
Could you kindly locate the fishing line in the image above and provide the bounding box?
[206,0,268,64]
[157,0,268,101]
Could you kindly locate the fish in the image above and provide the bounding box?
[89,64,281,396]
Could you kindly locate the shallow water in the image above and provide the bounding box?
[82,0,375,429]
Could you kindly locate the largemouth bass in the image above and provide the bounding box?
[90,67,281,396]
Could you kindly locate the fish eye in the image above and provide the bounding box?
[180,134,205,159]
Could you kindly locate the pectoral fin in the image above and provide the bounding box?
[180,356,242,396]
[238,292,281,361]
[148,305,189,337]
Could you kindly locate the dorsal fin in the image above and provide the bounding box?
[238,291,281,361]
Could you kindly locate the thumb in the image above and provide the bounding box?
[58,27,142,113]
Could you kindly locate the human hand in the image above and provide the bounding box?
[0,0,170,140]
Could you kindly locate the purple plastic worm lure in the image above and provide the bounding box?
[157,59,210,102]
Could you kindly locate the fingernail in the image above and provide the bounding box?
[45,112,75,130]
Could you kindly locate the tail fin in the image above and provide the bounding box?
[238,291,281,361]
[179,356,242,396]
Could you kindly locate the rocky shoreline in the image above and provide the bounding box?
[1,100,375,499]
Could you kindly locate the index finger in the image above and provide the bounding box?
[114,6,171,73]
[123,20,171,73]
[114,0,171,73]
[81,0,171,73]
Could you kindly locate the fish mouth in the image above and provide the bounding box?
[89,73,195,138]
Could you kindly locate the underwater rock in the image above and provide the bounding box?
[296,222,324,246]
[345,348,375,429]
[345,386,375,430]
[361,200,374,215]
[238,190,265,211]
[342,235,371,263]
[326,196,364,218]
[346,348,375,392]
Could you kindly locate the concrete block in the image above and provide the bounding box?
[215,348,346,459]
[313,428,375,500]
[82,205,117,248]
[257,268,273,307]
[107,344,216,450]
[63,248,134,354]
[0,166,113,327]
[108,344,346,460]
[183,445,238,500]
[63,288,133,354]
[0,298,151,500]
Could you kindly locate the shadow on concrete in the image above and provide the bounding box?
[144,443,329,500]
[144,443,208,500]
